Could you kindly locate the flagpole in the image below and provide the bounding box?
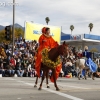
[12,0,15,55]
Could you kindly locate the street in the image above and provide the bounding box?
[0,77,100,100]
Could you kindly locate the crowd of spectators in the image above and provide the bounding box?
[0,37,100,78]
[0,38,38,77]
[61,47,78,77]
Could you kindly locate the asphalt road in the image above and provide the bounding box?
[0,77,100,100]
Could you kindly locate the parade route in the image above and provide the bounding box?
[0,77,100,100]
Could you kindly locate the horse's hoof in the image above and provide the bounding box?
[34,85,37,88]
[78,78,80,80]
[85,78,87,80]
[56,88,60,91]
[38,87,42,90]
[92,78,95,80]
[47,86,50,88]
[92,76,95,80]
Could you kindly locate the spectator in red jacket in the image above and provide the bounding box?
[10,56,16,67]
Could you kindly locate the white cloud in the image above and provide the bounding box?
[0,0,100,35]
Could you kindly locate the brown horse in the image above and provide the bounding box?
[34,41,69,91]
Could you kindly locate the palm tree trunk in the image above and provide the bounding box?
[71,31,72,36]
[89,28,91,34]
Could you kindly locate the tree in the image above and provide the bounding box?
[15,28,24,38]
[45,17,50,25]
[0,28,24,43]
[0,30,6,43]
[88,23,93,34]
[70,25,74,35]
[0,30,11,43]
[90,48,98,53]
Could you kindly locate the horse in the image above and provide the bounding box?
[75,58,97,80]
[35,41,69,91]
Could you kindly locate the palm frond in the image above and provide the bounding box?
[70,25,74,31]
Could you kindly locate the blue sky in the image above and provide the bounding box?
[0,0,100,35]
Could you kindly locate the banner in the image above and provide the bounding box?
[70,35,81,40]
[24,22,61,43]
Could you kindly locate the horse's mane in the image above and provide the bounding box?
[48,45,62,62]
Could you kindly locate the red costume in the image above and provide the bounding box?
[35,27,62,82]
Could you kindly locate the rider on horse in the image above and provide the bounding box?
[82,46,97,73]
[83,46,91,60]
[35,27,61,82]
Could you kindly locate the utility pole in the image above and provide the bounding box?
[12,0,15,55]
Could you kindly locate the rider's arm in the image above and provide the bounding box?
[49,37,59,48]
[39,35,44,46]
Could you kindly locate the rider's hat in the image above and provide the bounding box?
[42,27,46,33]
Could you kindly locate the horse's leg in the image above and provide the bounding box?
[92,72,96,80]
[46,70,50,88]
[34,76,38,87]
[88,70,91,78]
[78,69,81,80]
[78,72,81,80]
[52,69,60,91]
[84,70,87,80]
[38,69,46,90]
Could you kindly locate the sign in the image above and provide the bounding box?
[24,22,61,43]
[70,35,81,40]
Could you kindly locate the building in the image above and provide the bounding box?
[61,33,100,51]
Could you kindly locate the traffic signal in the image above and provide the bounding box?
[5,25,11,40]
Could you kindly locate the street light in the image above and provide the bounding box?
[12,0,15,55]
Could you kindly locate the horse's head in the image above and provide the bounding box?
[59,41,69,57]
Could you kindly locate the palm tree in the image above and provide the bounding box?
[45,17,50,25]
[88,23,93,34]
[70,25,74,35]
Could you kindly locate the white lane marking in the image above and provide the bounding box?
[4,78,16,80]
[49,83,90,89]
[16,81,83,100]
[17,81,25,83]
[42,87,83,100]
[17,98,21,99]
